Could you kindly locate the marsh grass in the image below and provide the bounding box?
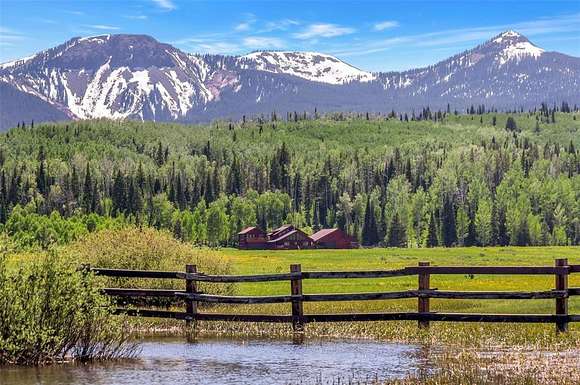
[289,349,580,385]
[0,252,138,365]
[384,349,580,385]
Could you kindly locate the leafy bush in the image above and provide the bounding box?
[0,252,136,365]
[63,227,234,302]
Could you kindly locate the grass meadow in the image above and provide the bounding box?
[216,246,580,316]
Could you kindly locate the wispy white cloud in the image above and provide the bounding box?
[293,23,355,39]
[373,20,399,31]
[173,37,240,54]
[66,10,85,16]
[262,19,300,32]
[243,36,284,49]
[192,41,239,54]
[32,18,58,25]
[152,0,176,11]
[126,15,148,20]
[333,12,580,57]
[235,22,252,32]
[0,27,26,43]
[85,24,121,31]
[234,13,257,32]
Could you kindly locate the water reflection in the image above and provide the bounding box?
[1,338,437,385]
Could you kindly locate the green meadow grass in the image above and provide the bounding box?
[214,247,580,315]
[172,246,580,352]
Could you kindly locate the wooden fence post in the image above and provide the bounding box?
[186,264,197,340]
[555,258,568,333]
[418,261,430,329]
[290,264,304,332]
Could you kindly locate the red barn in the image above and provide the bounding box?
[237,226,268,249]
[311,228,358,249]
[267,224,295,240]
[267,226,314,249]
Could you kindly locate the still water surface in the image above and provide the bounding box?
[1,338,434,385]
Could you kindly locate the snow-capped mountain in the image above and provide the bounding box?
[239,51,374,84]
[0,35,239,123]
[1,31,578,130]
[373,30,579,107]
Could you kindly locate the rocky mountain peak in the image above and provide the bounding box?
[474,30,544,65]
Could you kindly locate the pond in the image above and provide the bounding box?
[1,338,436,385]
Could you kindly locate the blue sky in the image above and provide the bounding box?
[1,0,579,71]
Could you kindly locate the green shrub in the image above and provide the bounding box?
[63,227,234,304]
[0,252,136,365]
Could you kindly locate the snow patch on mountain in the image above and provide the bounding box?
[492,30,522,43]
[490,30,545,65]
[78,35,111,43]
[497,41,544,65]
[240,51,375,84]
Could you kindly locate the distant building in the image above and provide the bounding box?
[311,228,358,249]
[237,226,268,249]
[267,224,296,240]
[237,225,356,250]
[267,226,315,249]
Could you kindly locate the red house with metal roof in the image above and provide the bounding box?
[311,228,358,249]
[238,225,354,250]
[237,226,268,249]
[267,225,314,249]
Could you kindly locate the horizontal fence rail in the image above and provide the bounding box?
[89,259,580,333]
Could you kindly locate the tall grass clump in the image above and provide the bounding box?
[0,252,136,365]
[63,227,234,301]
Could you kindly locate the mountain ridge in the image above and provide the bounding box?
[1,30,578,130]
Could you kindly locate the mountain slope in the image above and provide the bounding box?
[0,82,69,130]
[0,35,237,123]
[375,31,579,107]
[0,31,578,130]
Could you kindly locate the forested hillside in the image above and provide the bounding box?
[1,108,578,249]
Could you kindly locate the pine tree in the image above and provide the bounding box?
[71,167,80,201]
[136,162,145,191]
[36,158,48,196]
[155,141,165,166]
[204,172,214,203]
[362,198,378,246]
[387,212,406,247]
[175,174,186,210]
[441,196,457,247]
[82,163,93,212]
[0,170,6,223]
[112,170,127,215]
[132,180,144,223]
[427,211,438,247]
[496,207,509,246]
[227,154,242,195]
[516,218,530,246]
[505,116,518,132]
[293,172,303,209]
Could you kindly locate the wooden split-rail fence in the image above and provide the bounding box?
[89,259,580,333]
